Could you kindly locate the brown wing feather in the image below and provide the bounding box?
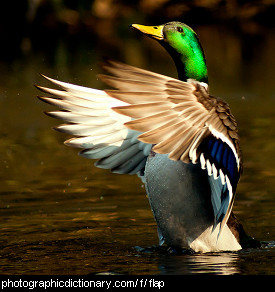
[101,60,241,166]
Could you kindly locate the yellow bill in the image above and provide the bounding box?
[131,24,164,40]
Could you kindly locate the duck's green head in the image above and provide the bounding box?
[131,21,208,83]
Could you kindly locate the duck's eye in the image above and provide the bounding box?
[177,27,183,33]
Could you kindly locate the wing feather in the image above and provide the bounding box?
[36,75,151,176]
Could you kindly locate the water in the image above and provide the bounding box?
[0,22,274,275]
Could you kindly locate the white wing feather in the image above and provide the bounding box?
[37,76,151,175]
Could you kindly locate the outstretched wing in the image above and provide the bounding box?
[100,60,242,232]
[36,75,151,176]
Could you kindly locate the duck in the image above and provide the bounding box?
[36,21,260,253]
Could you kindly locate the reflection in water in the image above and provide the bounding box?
[158,252,240,275]
[186,253,239,275]
[0,19,274,274]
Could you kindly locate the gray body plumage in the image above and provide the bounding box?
[145,153,212,246]
[144,153,241,252]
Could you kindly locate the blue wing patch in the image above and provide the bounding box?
[198,135,240,229]
[199,135,240,192]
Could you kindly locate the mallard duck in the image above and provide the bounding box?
[36,22,260,253]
